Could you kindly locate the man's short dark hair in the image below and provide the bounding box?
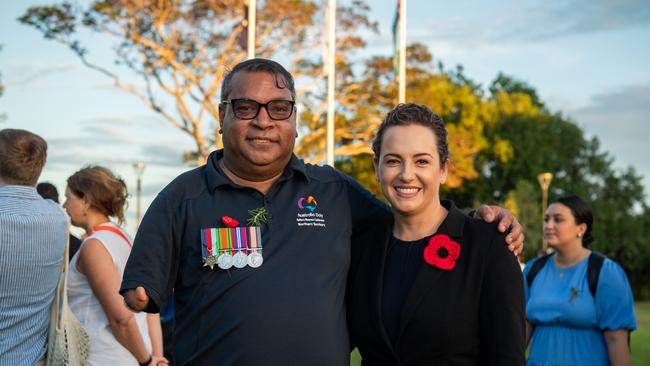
[37,182,59,203]
[220,58,296,101]
[0,129,48,186]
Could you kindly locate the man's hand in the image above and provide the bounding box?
[475,205,524,256]
[152,355,170,366]
[123,286,150,312]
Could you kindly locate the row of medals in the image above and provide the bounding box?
[207,250,264,270]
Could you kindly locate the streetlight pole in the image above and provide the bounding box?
[326,0,336,167]
[538,172,554,252]
[132,162,145,230]
[398,0,407,103]
[247,0,256,59]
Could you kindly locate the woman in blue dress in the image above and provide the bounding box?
[524,195,636,365]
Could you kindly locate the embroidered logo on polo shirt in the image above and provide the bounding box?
[297,196,318,212]
[296,195,326,228]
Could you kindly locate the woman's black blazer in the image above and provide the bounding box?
[347,201,525,366]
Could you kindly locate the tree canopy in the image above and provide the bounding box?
[19,0,377,164]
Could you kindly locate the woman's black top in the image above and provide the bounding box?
[381,235,429,344]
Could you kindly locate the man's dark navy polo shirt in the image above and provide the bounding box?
[121,150,388,365]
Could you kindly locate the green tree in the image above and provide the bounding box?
[301,43,495,192]
[464,73,649,297]
[489,72,545,110]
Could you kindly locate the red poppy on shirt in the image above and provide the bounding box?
[423,234,461,270]
[221,216,240,227]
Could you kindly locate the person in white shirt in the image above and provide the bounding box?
[63,166,167,366]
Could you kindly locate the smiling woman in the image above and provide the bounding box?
[374,124,448,230]
[347,103,526,365]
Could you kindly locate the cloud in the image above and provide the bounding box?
[138,143,187,167]
[573,83,650,135]
[570,83,650,180]
[7,64,76,86]
[44,110,195,168]
[421,0,650,46]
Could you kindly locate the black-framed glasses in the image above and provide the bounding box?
[222,98,295,120]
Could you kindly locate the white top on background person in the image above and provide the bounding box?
[68,221,152,365]
[0,129,67,366]
[63,166,167,366]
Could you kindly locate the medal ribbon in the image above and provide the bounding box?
[247,226,262,253]
[240,227,248,254]
[202,226,261,257]
[218,227,232,255]
[235,227,245,253]
[209,228,217,256]
[200,229,208,258]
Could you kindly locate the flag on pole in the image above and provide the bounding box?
[392,0,400,74]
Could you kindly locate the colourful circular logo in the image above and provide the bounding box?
[298,196,318,212]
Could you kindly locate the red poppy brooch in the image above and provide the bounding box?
[423,234,461,270]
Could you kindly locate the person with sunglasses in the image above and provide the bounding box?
[120,58,525,365]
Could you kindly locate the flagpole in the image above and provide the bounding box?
[326,0,336,166]
[398,0,406,103]
[247,0,256,59]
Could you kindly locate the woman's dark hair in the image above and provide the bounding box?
[372,103,449,166]
[37,182,60,203]
[553,194,594,247]
[67,166,128,226]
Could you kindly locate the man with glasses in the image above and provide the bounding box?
[121,58,523,365]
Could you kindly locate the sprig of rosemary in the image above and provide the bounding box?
[247,207,268,226]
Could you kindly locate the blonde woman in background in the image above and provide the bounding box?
[63,166,167,366]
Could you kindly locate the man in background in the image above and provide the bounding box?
[0,129,67,366]
[37,182,82,259]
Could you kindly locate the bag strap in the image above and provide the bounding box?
[585,252,628,346]
[61,222,71,310]
[52,221,71,325]
[587,251,605,298]
[526,253,552,289]
[91,225,132,248]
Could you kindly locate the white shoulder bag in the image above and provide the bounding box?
[46,224,91,366]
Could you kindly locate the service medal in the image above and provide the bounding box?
[203,255,219,270]
[233,251,248,268]
[248,252,263,268]
[217,253,233,270]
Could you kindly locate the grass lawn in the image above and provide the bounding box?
[632,301,650,365]
[350,301,650,365]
